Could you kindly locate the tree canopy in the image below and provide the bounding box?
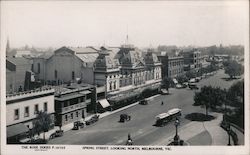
[194,86,227,115]
[32,111,52,140]
[224,60,244,79]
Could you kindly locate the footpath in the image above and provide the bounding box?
[152,112,229,146]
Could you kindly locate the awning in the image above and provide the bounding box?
[7,123,29,138]
[80,90,92,95]
[99,99,110,108]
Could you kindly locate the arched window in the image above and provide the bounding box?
[109,82,112,91]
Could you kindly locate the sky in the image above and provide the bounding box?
[1,1,248,48]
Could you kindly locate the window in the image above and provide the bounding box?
[114,81,116,90]
[76,111,79,117]
[64,102,68,107]
[38,63,40,73]
[71,113,73,119]
[72,71,75,80]
[44,102,48,112]
[14,109,19,120]
[65,115,68,121]
[24,106,29,117]
[55,70,57,79]
[34,104,39,114]
[109,82,112,91]
[31,64,34,72]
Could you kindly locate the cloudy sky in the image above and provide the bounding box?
[1,1,248,48]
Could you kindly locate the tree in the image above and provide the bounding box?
[225,80,244,128]
[227,80,244,109]
[162,77,172,91]
[194,86,227,116]
[185,70,196,79]
[176,75,188,84]
[32,111,52,140]
[224,60,244,79]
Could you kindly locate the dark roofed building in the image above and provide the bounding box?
[6,57,33,93]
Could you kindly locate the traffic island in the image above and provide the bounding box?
[185,113,215,122]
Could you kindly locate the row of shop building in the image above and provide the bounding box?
[6,44,163,143]
[6,43,208,143]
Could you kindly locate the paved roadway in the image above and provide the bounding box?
[49,69,242,145]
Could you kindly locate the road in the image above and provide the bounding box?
[49,69,242,145]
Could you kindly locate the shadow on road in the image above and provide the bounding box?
[185,113,215,122]
[220,77,240,81]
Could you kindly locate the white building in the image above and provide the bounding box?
[6,88,55,143]
[94,45,162,109]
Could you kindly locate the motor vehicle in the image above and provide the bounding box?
[119,114,131,122]
[188,83,199,90]
[195,77,202,82]
[189,78,196,83]
[155,108,181,127]
[160,89,169,95]
[85,115,100,125]
[139,98,149,105]
[49,130,64,139]
[73,121,85,130]
[176,84,183,89]
[182,82,188,88]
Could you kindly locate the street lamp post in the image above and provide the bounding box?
[174,118,180,145]
[227,123,231,146]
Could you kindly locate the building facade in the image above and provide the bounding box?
[53,84,96,127]
[31,46,99,85]
[183,49,202,72]
[94,45,162,109]
[158,53,184,79]
[6,57,33,93]
[6,88,55,143]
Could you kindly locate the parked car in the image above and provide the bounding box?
[160,89,169,95]
[195,77,202,82]
[176,84,183,89]
[73,121,85,130]
[119,114,131,122]
[139,98,149,105]
[182,82,188,88]
[188,83,199,90]
[49,130,64,139]
[189,78,196,83]
[85,115,100,125]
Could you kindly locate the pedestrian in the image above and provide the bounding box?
[161,101,164,105]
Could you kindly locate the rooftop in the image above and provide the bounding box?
[6,57,32,66]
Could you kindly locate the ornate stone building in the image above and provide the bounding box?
[94,45,162,101]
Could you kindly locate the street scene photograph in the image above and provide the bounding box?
[1,0,248,152]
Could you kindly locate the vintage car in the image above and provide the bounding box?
[85,115,100,125]
[73,121,85,130]
[139,98,149,105]
[119,114,131,122]
[160,89,169,95]
[188,83,199,90]
[49,130,64,139]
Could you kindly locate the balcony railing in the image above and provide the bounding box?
[6,88,55,101]
[60,100,91,113]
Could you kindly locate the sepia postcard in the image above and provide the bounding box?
[0,0,249,155]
